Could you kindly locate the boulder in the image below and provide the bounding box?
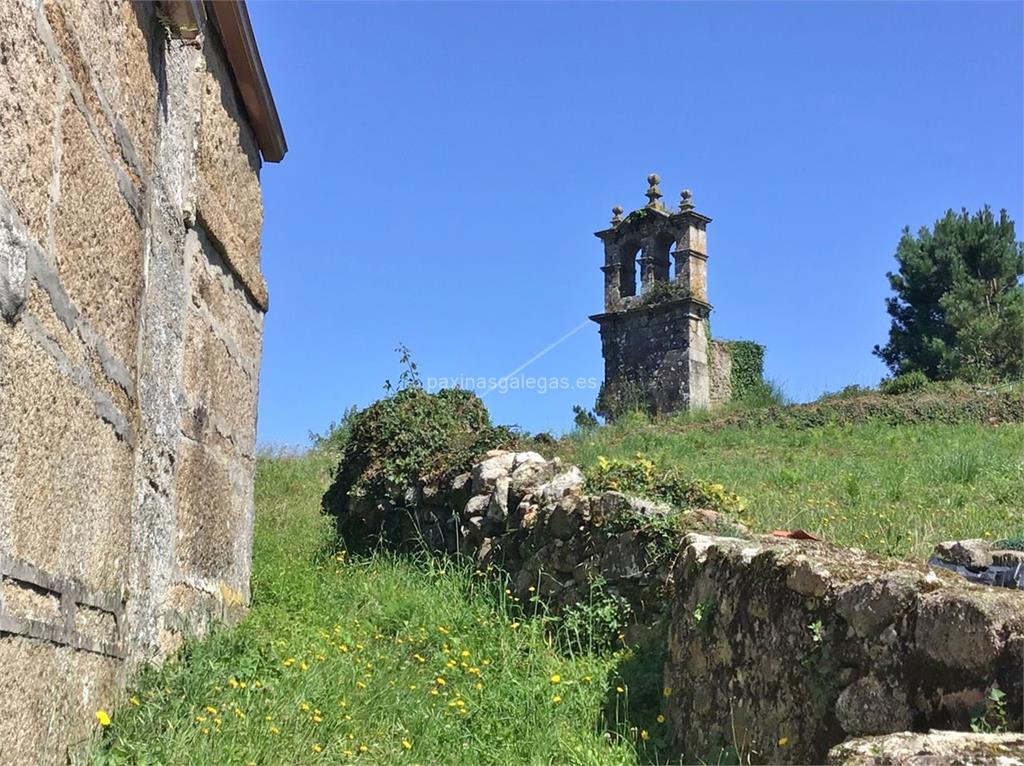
[486,476,511,523]
[471,451,516,494]
[534,466,585,505]
[934,539,994,568]
[828,731,1024,765]
[461,494,489,521]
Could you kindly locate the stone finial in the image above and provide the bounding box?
[645,173,663,209]
[610,205,624,226]
[679,189,694,212]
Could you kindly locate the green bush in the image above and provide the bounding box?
[322,387,515,542]
[880,370,930,396]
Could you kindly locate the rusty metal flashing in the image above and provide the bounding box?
[0,553,126,659]
[206,0,288,163]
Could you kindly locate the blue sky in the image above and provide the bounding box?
[248,1,1023,446]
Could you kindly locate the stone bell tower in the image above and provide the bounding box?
[590,174,712,417]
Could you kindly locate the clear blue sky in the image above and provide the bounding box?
[248,1,1023,447]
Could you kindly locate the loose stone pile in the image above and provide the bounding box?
[344,449,746,623]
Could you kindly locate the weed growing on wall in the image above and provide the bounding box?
[585,454,746,517]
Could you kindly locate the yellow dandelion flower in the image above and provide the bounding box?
[663,687,672,697]
[641,730,650,741]
[616,686,625,694]
[437,626,449,635]
[409,684,417,690]
[359,745,368,753]
[129,696,140,706]
[201,727,210,735]
[550,674,561,684]
[778,737,789,747]
[205,706,218,715]
[95,710,112,727]
[436,676,446,685]
[356,681,366,689]
[657,714,665,723]
[300,662,309,671]
[528,586,536,592]
[510,621,520,629]
[583,675,592,683]
[228,678,239,688]
[283,658,295,667]
[414,654,425,663]
[312,743,323,753]
[552,695,562,703]
[270,726,280,734]
[474,682,483,690]
[300,702,311,711]
[195,716,207,723]
[460,650,470,657]
[402,740,412,750]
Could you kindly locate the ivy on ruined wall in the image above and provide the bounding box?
[722,340,765,401]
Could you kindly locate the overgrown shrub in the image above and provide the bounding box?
[584,454,745,516]
[880,370,929,396]
[322,386,516,542]
[308,405,360,455]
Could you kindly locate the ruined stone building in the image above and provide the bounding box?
[591,175,762,417]
[0,2,284,762]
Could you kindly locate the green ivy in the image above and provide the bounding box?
[722,340,766,401]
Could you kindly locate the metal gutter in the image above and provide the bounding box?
[206,0,288,163]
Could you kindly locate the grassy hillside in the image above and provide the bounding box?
[87,454,664,766]
[558,386,1024,560]
[87,384,1023,764]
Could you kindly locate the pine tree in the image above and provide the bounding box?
[874,207,1024,382]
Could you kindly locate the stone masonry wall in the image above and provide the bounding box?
[664,534,1024,764]
[0,4,267,763]
[345,449,1024,764]
[709,338,733,408]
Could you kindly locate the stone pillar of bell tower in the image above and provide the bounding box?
[590,175,713,418]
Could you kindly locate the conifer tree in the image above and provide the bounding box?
[874,207,1024,382]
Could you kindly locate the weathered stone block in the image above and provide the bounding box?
[196,37,266,309]
[43,0,157,181]
[181,311,259,455]
[0,1,59,247]
[828,730,1024,766]
[0,322,133,591]
[55,100,144,376]
[174,441,251,590]
[188,226,264,363]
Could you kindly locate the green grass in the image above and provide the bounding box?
[88,454,670,766]
[557,414,1024,560]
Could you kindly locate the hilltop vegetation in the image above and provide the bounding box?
[560,381,1024,560]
